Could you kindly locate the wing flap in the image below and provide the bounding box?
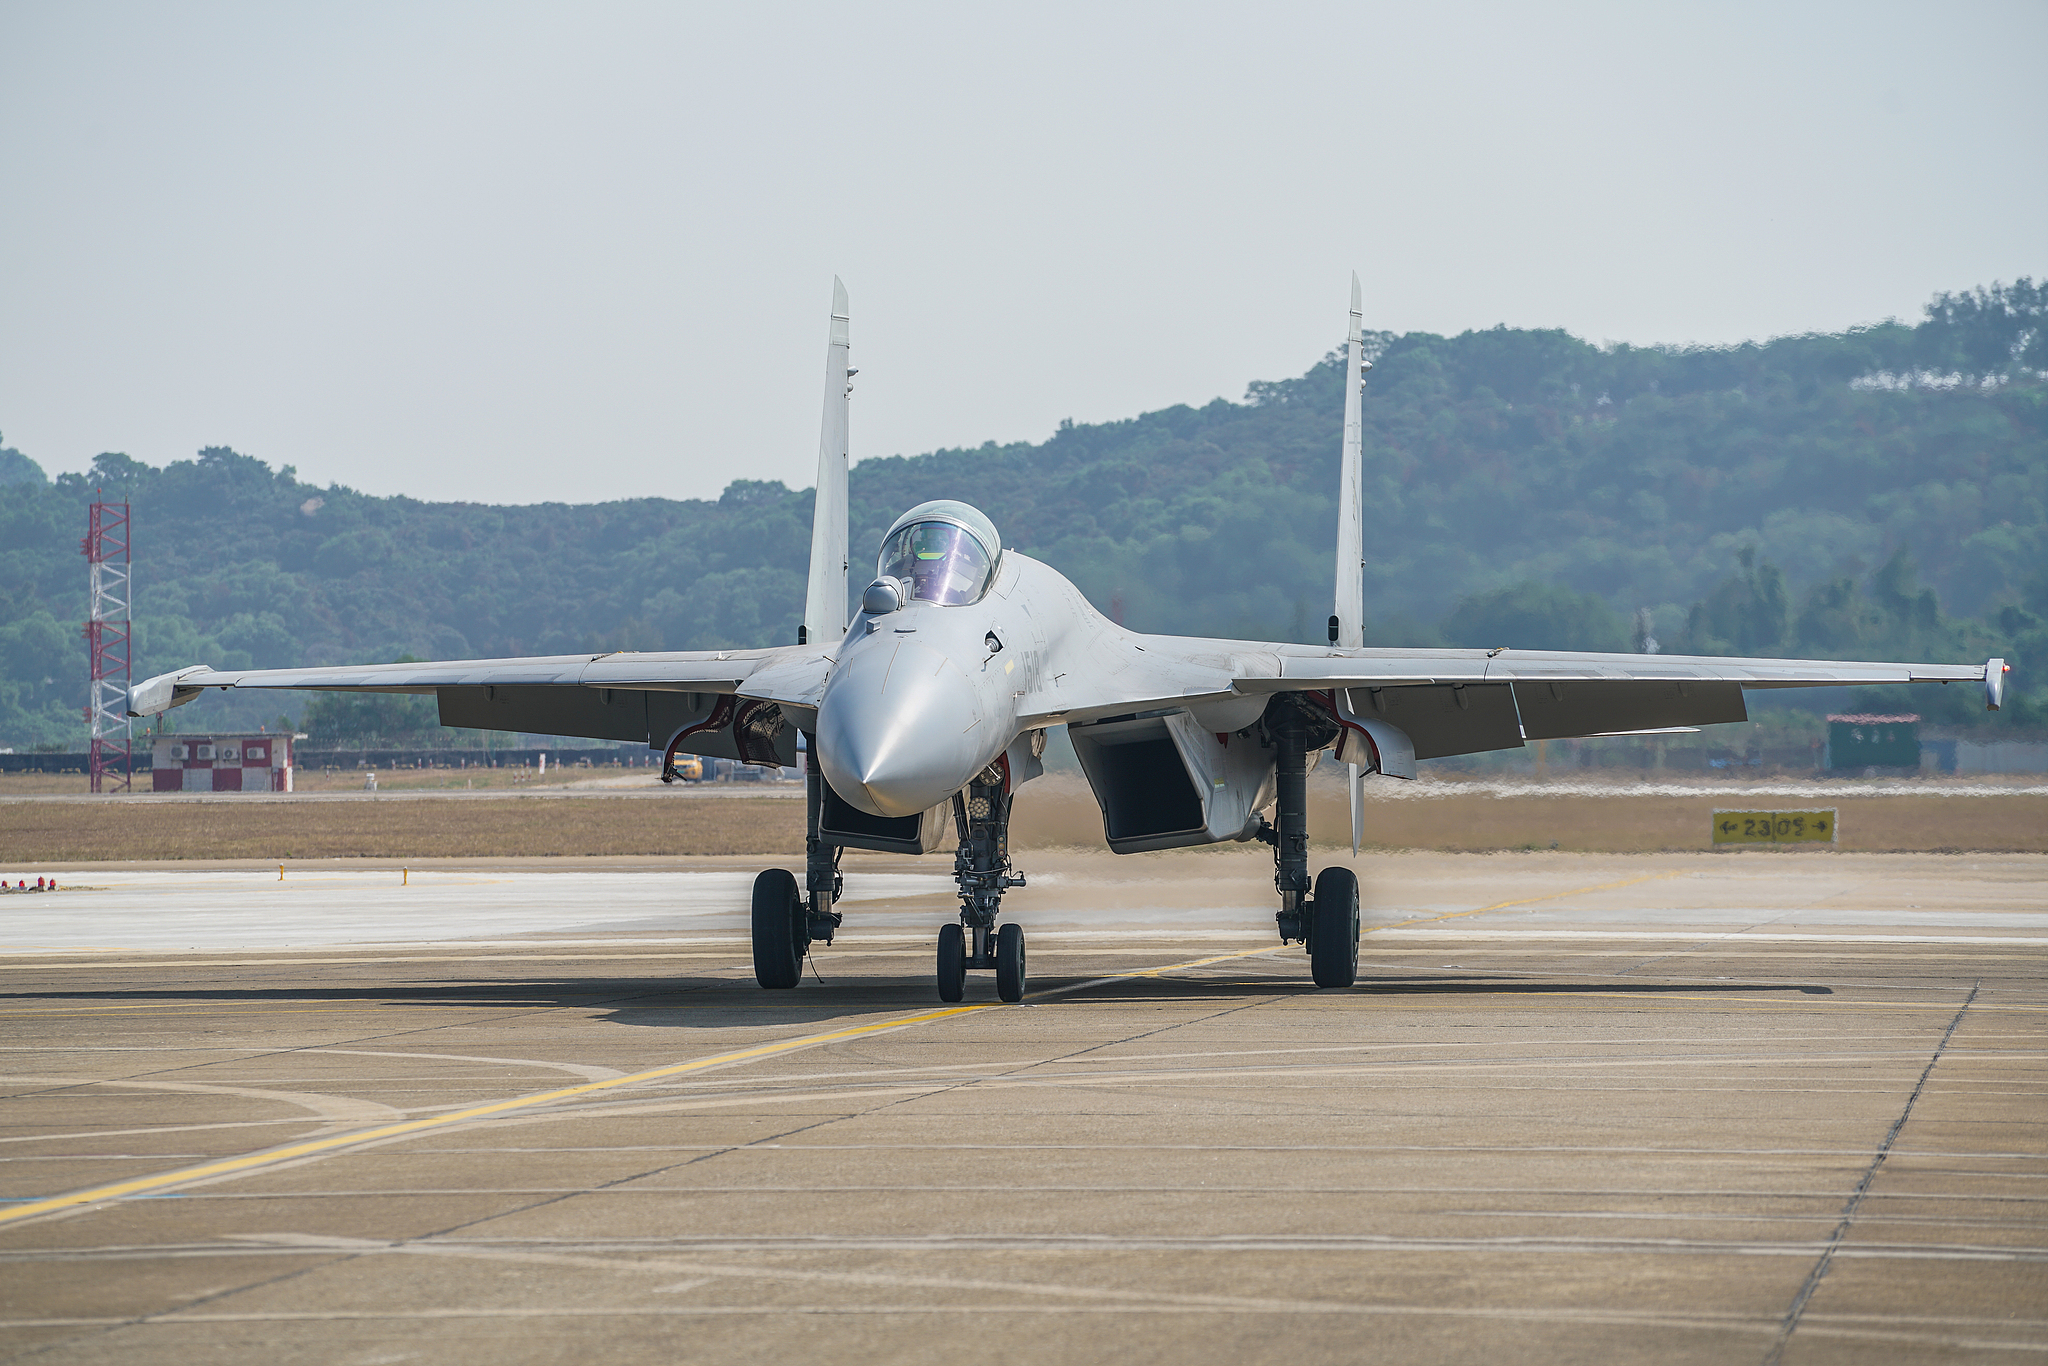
[436,685,724,748]
[1511,678,1747,740]
[1347,683,1523,760]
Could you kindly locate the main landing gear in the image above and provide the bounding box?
[1258,697,1359,988]
[937,760,1028,1003]
[751,740,844,989]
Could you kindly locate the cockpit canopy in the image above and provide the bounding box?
[878,501,1002,606]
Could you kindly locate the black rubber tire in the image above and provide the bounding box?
[936,923,967,1002]
[751,869,804,989]
[995,922,1027,1002]
[1309,866,1360,988]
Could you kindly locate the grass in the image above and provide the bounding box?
[0,795,805,861]
[1008,778,2048,855]
[2,774,2042,863]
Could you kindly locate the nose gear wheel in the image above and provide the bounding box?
[996,921,1027,1002]
[934,761,1028,1001]
[936,923,967,1002]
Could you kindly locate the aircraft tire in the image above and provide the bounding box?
[937,923,967,1002]
[751,869,804,989]
[995,923,1027,1002]
[1309,866,1360,989]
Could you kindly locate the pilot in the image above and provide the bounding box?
[878,504,999,605]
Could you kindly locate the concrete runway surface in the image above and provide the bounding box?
[0,850,2041,1364]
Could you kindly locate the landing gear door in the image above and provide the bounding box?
[1334,691,1417,780]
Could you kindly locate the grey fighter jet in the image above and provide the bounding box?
[129,276,2010,1002]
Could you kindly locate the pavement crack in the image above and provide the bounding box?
[1761,978,1982,1366]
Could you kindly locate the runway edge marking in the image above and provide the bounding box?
[1374,871,1681,933]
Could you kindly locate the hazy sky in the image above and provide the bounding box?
[2,2,2043,505]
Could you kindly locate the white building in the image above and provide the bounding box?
[150,733,295,792]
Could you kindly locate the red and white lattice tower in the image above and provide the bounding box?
[82,497,133,794]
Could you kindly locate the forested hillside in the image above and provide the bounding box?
[2,281,2041,748]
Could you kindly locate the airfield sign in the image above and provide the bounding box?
[1713,809,1837,845]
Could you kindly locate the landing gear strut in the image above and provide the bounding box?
[750,733,844,989]
[937,760,1028,1002]
[1260,697,1358,988]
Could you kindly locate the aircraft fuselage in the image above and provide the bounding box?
[814,553,1062,818]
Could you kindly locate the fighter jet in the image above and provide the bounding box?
[129,276,2009,1002]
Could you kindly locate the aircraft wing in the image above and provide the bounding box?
[1250,643,1991,690]
[127,645,835,763]
[1019,637,2004,762]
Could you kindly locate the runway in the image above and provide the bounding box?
[0,851,2040,1364]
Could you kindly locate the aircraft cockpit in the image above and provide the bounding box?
[877,501,1002,606]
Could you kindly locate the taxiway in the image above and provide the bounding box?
[0,851,2040,1364]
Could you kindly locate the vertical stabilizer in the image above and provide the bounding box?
[802,277,851,645]
[1333,272,1365,651]
[1335,274,1368,852]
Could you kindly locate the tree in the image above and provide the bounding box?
[1442,581,1628,652]
[0,440,46,488]
[299,656,439,746]
[1682,547,1788,656]
[2,280,2041,747]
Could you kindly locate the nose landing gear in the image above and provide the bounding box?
[937,761,1028,1002]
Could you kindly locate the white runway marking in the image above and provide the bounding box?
[0,870,957,952]
[1372,929,2048,944]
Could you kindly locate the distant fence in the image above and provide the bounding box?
[0,754,91,774]
[0,746,646,774]
[1954,740,2048,774]
[286,747,793,780]
[294,747,648,769]
[0,746,800,781]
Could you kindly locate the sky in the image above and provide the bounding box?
[1,1,2043,506]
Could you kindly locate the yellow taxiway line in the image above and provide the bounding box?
[0,940,1288,1226]
[0,1004,993,1226]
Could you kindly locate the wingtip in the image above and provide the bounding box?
[1350,272,1362,313]
[832,276,849,315]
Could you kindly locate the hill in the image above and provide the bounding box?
[1,280,2041,749]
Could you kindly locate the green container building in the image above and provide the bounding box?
[1826,714,1920,771]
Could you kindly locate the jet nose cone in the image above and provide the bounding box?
[816,639,988,818]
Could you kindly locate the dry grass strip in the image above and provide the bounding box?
[1008,784,2048,854]
[3,787,2042,863]
[0,797,805,862]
